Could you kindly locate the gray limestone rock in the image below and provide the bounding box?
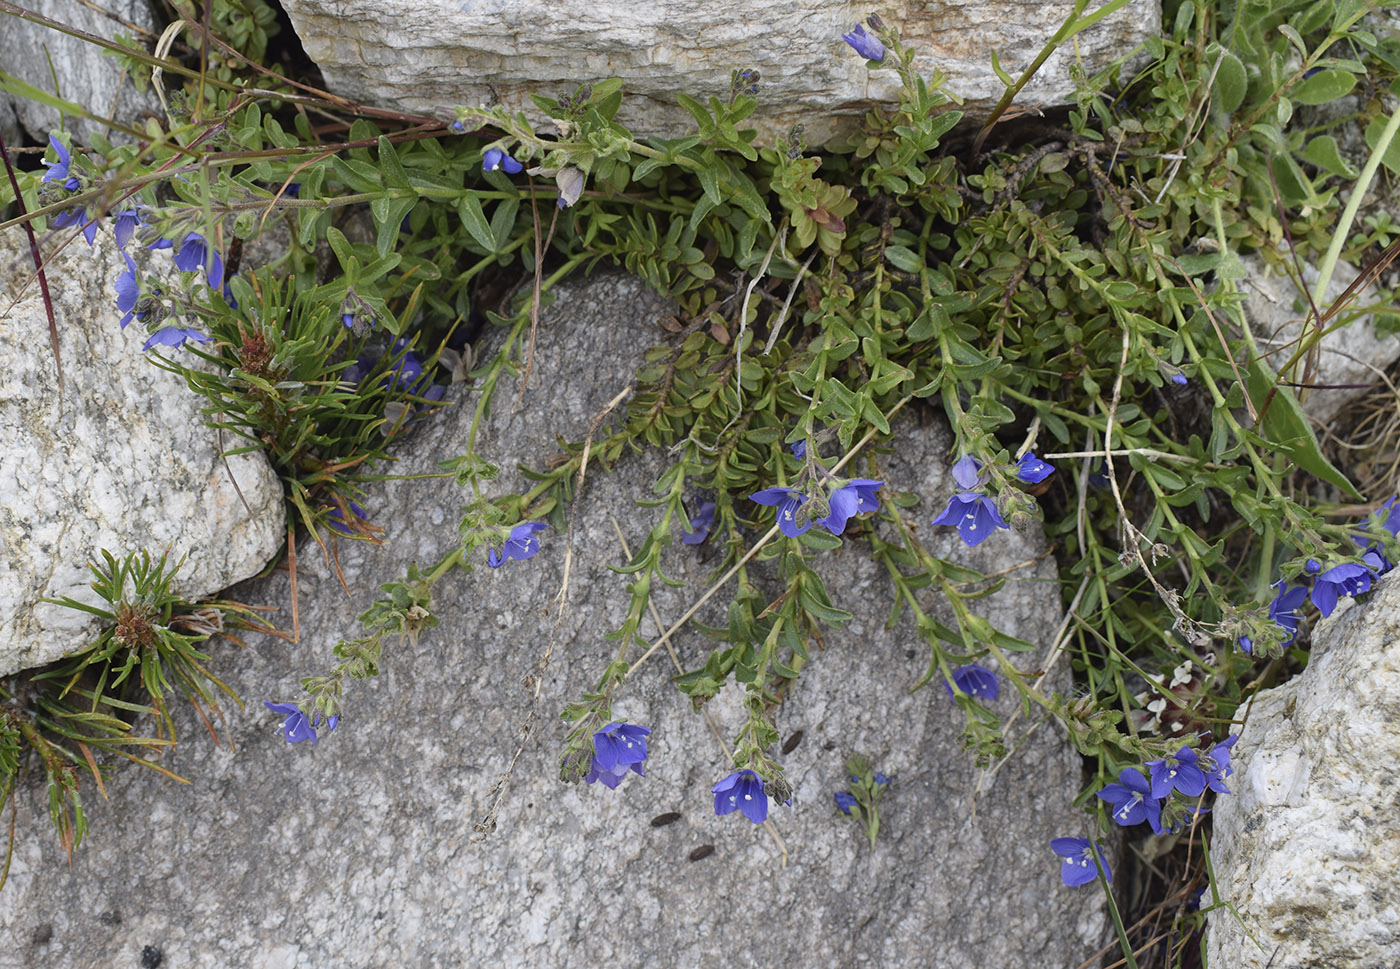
[275,0,1160,144]
[1239,255,1400,425]
[0,230,284,676]
[0,0,160,146]
[1207,574,1400,969]
[0,273,1104,967]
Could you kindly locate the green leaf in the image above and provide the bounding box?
[1244,359,1360,497]
[1364,117,1400,175]
[376,136,412,190]
[457,193,497,252]
[1209,46,1248,114]
[884,245,924,273]
[1292,69,1356,105]
[1300,135,1358,178]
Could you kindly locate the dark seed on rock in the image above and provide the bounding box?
[140,945,163,968]
[650,812,682,827]
[688,844,715,862]
[781,730,804,754]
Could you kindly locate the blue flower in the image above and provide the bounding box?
[173,232,225,288]
[52,206,98,246]
[327,501,369,536]
[1051,837,1112,887]
[112,207,145,250]
[1146,745,1207,799]
[931,492,1009,546]
[1171,372,1189,386]
[1239,582,1308,653]
[482,147,523,174]
[1096,767,1163,833]
[263,701,338,745]
[1351,497,1399,575]
[874,772,890,785]
[713,768,768,824]
[1310,561,1376,618]
[41,134,80,190]
[1203,734,1238,795]
[750,487,811,538]
[945,663,999,701]
[679,500,715,545]
[951,455,984,490]
[1269,582,1308,641]
[585,721,651,789]
[142,327,212,352]
[790,440,806,459]
[387,338,426,390]
[115,250,139,329]
[819,479,883,535]
[841,24,886,61]
[834,791,857,815]
[488,521,548,568]
[1016,453,1055,484]
[450,120,466,133]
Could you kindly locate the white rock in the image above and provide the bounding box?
[0,229,284,676]
[1207,574,1400,969]
[276,0,1160,143]
[1240,255,1400,424]
[0,0,160,146]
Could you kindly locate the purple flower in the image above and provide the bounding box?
[1146,745,1207,799]
[115,250,139,329]
[1016,453,1055,484]
[450,120,466,133]
[142,327,211,352]
[713,768,768,824]
[1239,582,1308,653]
[52,206,99,246]
[1268,582,1307,646]
[790,440,806,459]
[41,134,80,190]
[874,772,890,785]
[1051,837,1112,887]
[1171,372,1189,386]
[173,232,225,289]
[387,338,425,389]
[931,492,1009,546]
[819,479,883,535]
[488,521,548,568]
[841,24,886,61]
[112,208,145,249]
[680,500,715,545]
[585,721,651,789]
[1097,767,1163,833]
[1310,561,1376,618]
[482,147,523,174]
[1203,734,1238,795]
[834,791,857,815]
[945,663,999,701]
[263,701,338,745]
[751,487,811,538]
[327,501,369,536]
[951,455,984,490]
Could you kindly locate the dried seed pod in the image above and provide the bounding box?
[688,844,715,862]
[650,812,682,828]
